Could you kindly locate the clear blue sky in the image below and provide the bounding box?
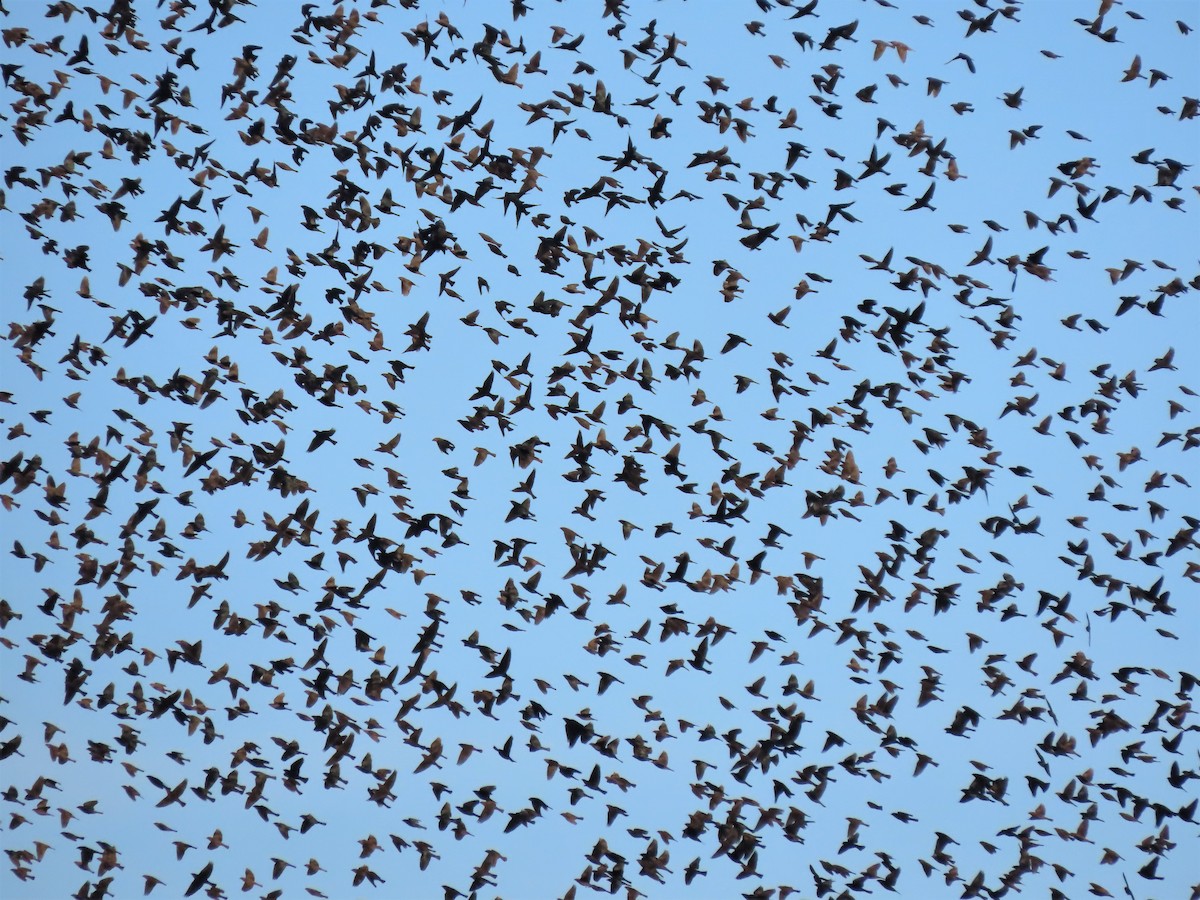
[2,1,1198,898]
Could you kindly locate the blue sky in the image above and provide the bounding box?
[2,0,1198,898]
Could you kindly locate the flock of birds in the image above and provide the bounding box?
[1,0,1198,897]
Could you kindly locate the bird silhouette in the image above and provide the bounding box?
[1,2,1197,899]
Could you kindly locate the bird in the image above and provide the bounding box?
[0,3,1195,900]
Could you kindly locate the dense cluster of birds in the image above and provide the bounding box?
[2,0,1198,897]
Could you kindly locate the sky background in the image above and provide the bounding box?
[2,0,1198,898]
